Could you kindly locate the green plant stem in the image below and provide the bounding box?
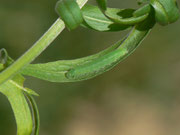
[0,0,88,85]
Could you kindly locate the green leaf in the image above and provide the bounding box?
[21,38,125,82]
[95,0,149,25]
[55,0,83,30]
[104,7,149,25]
[12,75,39,96]
[96,0,107,10]
[0,75,34,135]
[150,0,180,25]
[66,13,156,81]
[133,4,152,17]
[81,5,131,31]
[25,94,40,135]
[21,12,155,82]
[0,49,38,96]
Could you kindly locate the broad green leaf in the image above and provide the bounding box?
[0,75,34,135]
[55,0,83,30]
[96,0,107,10]
[81,5,131,31]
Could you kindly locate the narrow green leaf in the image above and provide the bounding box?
[55,0,83,30]
[150,0,180,25]
[25,94,40,135]
[96,0,107,10]
[95,0,150,25]
[12,75,39,96]
[22,13,155,82]
[0,76,33,135]
[0,49,38,96]
[105,8,149,25]
[81,5,131,31]
[66,13,155,81]
[133,4,152,17]
[21,38,126,82]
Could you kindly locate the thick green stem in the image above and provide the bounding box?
[0,0,88,85]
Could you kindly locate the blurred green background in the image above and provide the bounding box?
[1,0,180,134]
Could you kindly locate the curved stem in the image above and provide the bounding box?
[0,0,88,85]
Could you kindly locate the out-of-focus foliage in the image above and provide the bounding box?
[0,0,180,134]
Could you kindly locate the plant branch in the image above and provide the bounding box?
[0,0,88,85]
